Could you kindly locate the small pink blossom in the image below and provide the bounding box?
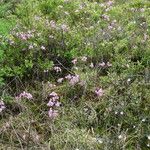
[106,1,114,6]
[47,100,55,107]
[50,20,56,28]
[65,74,72,80]
[48,108,58,119]
[69,75,80,86]
[72,58,77,65]
[16,91,33,100]
[49,92,58,97]
[102,14,110,21]
[55,101,61,107]
[99,62,105,67]
[47,92,61,107]
[108,25,113,30]
[95,88,104,97]
[54,66,62,73]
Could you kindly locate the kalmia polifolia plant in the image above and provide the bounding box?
[47,92,61,119]
[15,91,33,100]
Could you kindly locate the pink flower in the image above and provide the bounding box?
[72,58,77,65]
[106,1,114,6]
[65,74,72,80]
[95,88,104,97]
[54,66,62,73]
[48,108,58,118]
[50,20,56,28]
[47,92,61,107]
[16,91,33,100]
[99,62,105,67]
[69,75,80,86]
[108,25,113,30]
[49,92,59,102]
[55,101,61,107]
[102,14,110,21]
[47,100,55,107]
[0,100,6,112]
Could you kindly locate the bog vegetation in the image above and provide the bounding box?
[0,0,150,149]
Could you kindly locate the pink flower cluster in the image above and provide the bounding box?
[48,108,58,119]
[99,62,112,67]
[102,14,110,21]
[47,92,61,119]
[65,74,80,86]
[50,20,56,28]
[72,58,78,65]
[95,88,104,97]
[15,91,33,100]
[61,24,69,32]
[0,100,6,112]
[106,1,114,7]
[71,56,87,65]
[53,66,62,73]
[15,31,34,41]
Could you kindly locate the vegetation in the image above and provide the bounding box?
[0,0,150,149]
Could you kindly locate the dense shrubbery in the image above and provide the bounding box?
[0,0,150,149]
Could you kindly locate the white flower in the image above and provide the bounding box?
[127,78,131,82]
[120,111,124,115]
[147,135,150,140]
[29,45,34,49]
[81,56,87,62]
[118,135,123,139]
[57,78,64,83]
[115,111,118,115]
[133,125,136,128]
[90,62,94,68]
[41,46,46,50]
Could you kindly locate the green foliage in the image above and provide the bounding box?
[0,0,150,149]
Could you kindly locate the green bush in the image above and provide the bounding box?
[0,1,150,149]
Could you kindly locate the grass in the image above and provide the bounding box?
[0,18,15,35]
